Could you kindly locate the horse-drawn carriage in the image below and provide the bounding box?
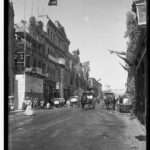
[81,91,96,109]
[103,92,116,110]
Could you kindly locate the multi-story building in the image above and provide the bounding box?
[131,0,147,126]
[88,78,103,98]
[14,16,88,110]
[8,1,15,98]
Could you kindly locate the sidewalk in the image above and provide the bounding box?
[9,110,24,115]
[115,111,146,150]
[8,106,69,116]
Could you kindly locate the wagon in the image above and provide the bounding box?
[52,98,65,107]
[81,91,96,109]
[70,96,78,107]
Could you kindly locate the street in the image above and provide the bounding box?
[9,104,132,150]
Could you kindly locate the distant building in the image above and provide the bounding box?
[111,89,126,96]
[88,78,103,98]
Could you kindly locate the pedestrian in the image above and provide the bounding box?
[119,96,123,104]
[40,100,44,109]
[37,98,40,109]
[22,98,27,110]
[24,98,35,116]
[33,98,38,110]
[112,96,117,111]
[81,95,86,109]
[104,96,109,110]
[46,101,50,109]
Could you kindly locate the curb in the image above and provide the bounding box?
[9,110,24,115]
[135,118,146,135]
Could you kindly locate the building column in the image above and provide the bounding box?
[14,74,25,110]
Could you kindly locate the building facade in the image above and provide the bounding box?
[88,78,103,98]
[8,1,15,98]
[14,16,88,110]
[128,0,147,126]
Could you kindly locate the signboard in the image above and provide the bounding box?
[136,3,146,26]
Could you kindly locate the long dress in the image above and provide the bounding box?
[24,104,34,116]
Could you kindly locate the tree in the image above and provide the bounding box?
[124,11,140,103]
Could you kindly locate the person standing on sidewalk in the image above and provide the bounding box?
[24,98,35,116]
[112,95,117,111]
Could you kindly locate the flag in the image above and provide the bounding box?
[48,0,57,6]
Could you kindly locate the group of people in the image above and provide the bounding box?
[22,97,53,110]
[22,97,53,116]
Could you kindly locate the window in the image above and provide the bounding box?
[48,28,50,36]
[51,32,53,41]
[33,59,37,68]
[26,56,30,68]
[38,61,41,68]
[47,66,49,73]
[42,63,45,74]
[53,34,55,43]
[48,48,50,55]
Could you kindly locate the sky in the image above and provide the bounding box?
[12,0,132,90]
